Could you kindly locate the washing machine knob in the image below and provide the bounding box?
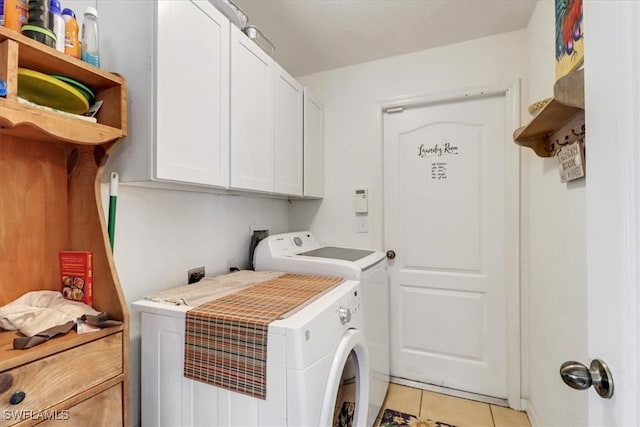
[338,307,352,324]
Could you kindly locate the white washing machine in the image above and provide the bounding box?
[133,279,369,427]
[254,231,389,427]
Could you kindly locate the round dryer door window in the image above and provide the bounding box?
[319,329,370,427]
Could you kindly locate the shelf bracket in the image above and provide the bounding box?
[514,132,556,157]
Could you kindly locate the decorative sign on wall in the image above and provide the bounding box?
[418,142,459,181]
[557,140,585,182]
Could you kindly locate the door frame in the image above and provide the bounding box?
[376,80,522,409]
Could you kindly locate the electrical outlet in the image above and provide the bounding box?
[357,216,369,233]
[250,224,267,234]
[187,267,205,284]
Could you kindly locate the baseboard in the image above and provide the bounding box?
[390,376,509,407]
[520,399,540,427]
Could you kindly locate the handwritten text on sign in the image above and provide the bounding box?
[431,162,448,180]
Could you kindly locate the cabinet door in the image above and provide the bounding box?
[303,88,324,198]
[155,1,230,187]
[230,25,274,192]
[273,64,303,196]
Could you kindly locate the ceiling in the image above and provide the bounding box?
[232,0,537,77]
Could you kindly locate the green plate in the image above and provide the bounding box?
[51,74,96,104]
[18,68,89,114]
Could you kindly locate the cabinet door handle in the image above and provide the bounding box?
[9,391,25,405]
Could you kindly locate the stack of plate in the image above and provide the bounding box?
[51,74,95,105]
[17,68,95,115]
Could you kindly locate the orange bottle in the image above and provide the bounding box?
[62,8,80,58]
[3,0,28,32]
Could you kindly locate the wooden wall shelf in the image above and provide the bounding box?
[514,69,584,157]
[0,27,127,145]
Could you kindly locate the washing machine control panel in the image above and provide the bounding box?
[337,290,361,325]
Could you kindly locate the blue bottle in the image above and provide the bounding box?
[81,6,100,67]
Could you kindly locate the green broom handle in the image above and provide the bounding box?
[108,172,119,252]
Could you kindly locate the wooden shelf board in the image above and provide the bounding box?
[0,27,124,89]
[0,98,124,145]
[513,69,584,158]
[514,99,582,141]
[0,325,124,372]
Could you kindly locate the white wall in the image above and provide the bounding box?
[522,1,587,426]
[100,185,289,426]
[292,9,588,425]
[291,30,528,250]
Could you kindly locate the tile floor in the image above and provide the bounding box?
[373,383,531,427]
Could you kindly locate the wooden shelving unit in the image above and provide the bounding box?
[514,69,584,157]
[0,26,129,426]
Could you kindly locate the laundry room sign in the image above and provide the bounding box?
[557,140,585,182]
[417,142,459,158]
[418,142,459,181]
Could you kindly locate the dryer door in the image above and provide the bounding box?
[319,329,370,427]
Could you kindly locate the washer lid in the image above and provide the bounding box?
[298,247,375,262]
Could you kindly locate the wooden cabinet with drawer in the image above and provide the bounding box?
[0,334,123,426]
[0,26,129,427]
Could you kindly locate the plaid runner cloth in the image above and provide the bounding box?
[184,273,343,399]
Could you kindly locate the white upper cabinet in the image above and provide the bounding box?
[100,0,230,188]
[100,0,321,198]
[303,88,325,198]
[156,1,230,186]
[273,63,304,196]
[229,25,274,192]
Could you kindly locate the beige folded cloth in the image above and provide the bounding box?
[145,270,284,307]
[0,290,100,337]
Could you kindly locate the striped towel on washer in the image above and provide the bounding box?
[184,273,344,399]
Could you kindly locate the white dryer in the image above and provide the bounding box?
[254,231,389,427]
[133,279,369,427]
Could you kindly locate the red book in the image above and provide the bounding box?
[59,251,93,306]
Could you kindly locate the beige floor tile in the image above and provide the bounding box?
[378,383,422,417]
[491,405,531,427]
[420,390,493,427]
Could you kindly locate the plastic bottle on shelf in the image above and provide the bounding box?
[0,0,5,27]
[80,6,100,67]
[62,8,79,58]
[3,0,28,32]
[49,0,65,53]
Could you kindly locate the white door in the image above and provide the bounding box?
[230,25,274,192]
[581,1,639,424]
[155,0,229,186]
[383,92,517,399]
